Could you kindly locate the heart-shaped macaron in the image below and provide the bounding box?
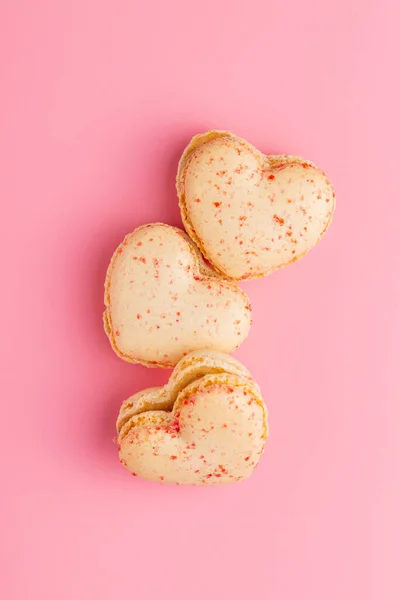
[117,350,268,485]
[177,130,335,280]
[104,223,251,368]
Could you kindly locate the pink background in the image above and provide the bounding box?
[1,1,399,599]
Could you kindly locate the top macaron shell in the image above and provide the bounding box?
[177,130,335,281]
[104,223,252,368]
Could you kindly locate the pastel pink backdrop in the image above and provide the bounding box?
[1,1,398,599]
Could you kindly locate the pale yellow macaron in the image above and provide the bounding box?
[177,130,335,281]
[117,350,268,486]
[104,223,251,368]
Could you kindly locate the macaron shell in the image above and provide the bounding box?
[116,387,170,433]
[104,223,252,367]
[118,373,267,486]
[167,348,253,400]
[178,130,335,281]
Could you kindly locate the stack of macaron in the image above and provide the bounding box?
[105,130,335,486]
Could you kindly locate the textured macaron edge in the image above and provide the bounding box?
[176,130,336,281]
[116,387,171,434]
[103,222,252,368]
[167,349,253,400]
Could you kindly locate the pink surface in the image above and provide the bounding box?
[1,1,399,599]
